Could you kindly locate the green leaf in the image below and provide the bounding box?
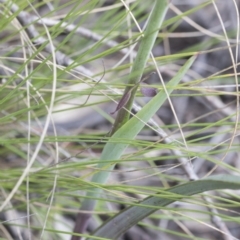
[111,0,170,132]
[80,55,197,214]
[90,174,240,239]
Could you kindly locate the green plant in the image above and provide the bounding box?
[1,1,240,240]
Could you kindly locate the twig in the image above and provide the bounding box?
[29,15,137,58]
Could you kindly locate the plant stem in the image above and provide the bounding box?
[111,0,169,134]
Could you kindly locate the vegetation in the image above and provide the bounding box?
[0,1,240,240]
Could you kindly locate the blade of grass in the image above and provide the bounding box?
[72,55,197,239]
[111,0,169,133]
[71,1,170,238]
[90,174,240,240]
